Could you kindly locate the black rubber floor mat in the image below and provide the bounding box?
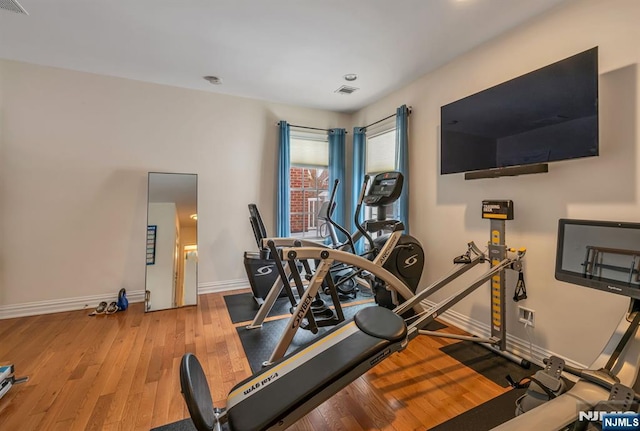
[237,304,447,373]
[235,303,373,373]
[428,388,527,431]
[224,286,374,324]
[150,418,197,431]
[440,340,540,387]
[223,293,288,324]
[151,419,231,431]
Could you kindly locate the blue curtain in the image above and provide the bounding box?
[396,105,410,233]
[351,127,366,253]
[328,128,346,242]
[277,121,290,237]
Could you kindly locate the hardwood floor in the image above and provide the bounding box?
[0,290,508,430]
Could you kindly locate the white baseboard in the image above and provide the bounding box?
[0,279,252,320]
[0,290,146,320]
[198,279,250,295]
[421,300,588,370]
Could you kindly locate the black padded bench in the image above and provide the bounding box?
[181,306,408,431]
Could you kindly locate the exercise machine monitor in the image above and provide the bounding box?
[555,219,640,300]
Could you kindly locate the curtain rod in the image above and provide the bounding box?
[289,123,330,132]
[361,106,412,130]
[276,122,348,133]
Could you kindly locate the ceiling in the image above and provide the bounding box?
[0,0,570,113]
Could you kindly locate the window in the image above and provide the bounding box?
[290,132,329,240]
[366,129,396,174]
[365,127,399,222]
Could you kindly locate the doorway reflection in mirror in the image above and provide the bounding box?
[145,172,197,312]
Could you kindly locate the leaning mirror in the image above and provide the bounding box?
[145,172,198,312]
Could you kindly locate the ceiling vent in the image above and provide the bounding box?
[334,85,359,95]
[0,0,28,15]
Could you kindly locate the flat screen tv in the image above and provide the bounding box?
[555,219,640,300]
[441,47,598,179]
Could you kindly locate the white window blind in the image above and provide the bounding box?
[291,133,328,167]
[366,129,396,173]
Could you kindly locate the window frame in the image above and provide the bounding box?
[365,124,400,222]
[289,131,330,241]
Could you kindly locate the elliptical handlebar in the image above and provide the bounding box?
[326,179,357,254]
[354,175,377,253]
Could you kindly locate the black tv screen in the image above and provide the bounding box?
[441,47,598,176]
[555,219,640,300]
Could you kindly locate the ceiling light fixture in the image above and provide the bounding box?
[203,76,222,85]
[344,74,358,82]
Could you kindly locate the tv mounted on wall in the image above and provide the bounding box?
[441,47,599,180]
[555,219,640,300]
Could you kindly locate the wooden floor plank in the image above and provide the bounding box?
[0,291,510,430]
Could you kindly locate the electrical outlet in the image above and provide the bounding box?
[518,306,535,327]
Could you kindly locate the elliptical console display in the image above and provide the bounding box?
[363,172,404,208]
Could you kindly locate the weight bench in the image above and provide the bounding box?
[180,306,408,431]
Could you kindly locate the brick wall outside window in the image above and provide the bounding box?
[290,167,329,236]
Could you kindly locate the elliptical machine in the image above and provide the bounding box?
[351,171,424,309]
[316,184,361,299]
[310,171,424,308]
[247,171,425,366]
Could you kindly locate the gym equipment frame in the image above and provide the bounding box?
[251,200,529,368]
[179,239,527,431]
[401,200,529,367]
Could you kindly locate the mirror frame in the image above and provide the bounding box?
[145,172,198,312]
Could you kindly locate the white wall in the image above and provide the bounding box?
[0,60,350,309]
[183,251,198,308]
[352,0,640,367]
[180,226,197,306]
